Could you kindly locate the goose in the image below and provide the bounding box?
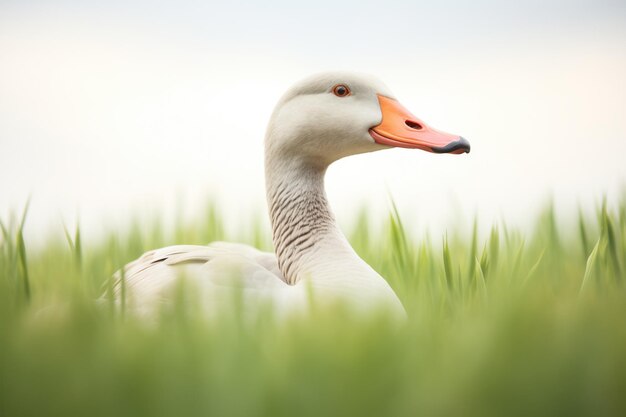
[112,72,470,319]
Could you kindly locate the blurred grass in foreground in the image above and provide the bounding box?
[1,199,625,417]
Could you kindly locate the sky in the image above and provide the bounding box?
[1,0,626,243]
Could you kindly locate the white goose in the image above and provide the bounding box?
[113,72,469,318]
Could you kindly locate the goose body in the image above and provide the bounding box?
[113,72,469,318]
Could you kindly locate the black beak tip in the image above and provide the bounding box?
[459,136,471,154]
[432,136,471,154]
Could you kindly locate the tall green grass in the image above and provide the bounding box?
[1,199,625,417]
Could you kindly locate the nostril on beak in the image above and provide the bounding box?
[405,120,423,130]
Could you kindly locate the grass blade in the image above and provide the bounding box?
[17,200,31,301]
[523,249,545,286]
[580,239,601,293]
[443,233,454,291]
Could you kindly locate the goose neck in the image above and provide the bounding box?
[265,156,349,285]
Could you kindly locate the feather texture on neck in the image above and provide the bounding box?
[266,158,338,285]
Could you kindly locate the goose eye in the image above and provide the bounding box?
[332,84,350,97]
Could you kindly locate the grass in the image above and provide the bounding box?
[1,198,625,417]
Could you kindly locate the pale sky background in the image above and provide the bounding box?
[1,0,626,243]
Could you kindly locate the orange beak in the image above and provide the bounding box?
[369,95,470,154]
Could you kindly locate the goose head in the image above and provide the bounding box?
[265,72,470,167]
